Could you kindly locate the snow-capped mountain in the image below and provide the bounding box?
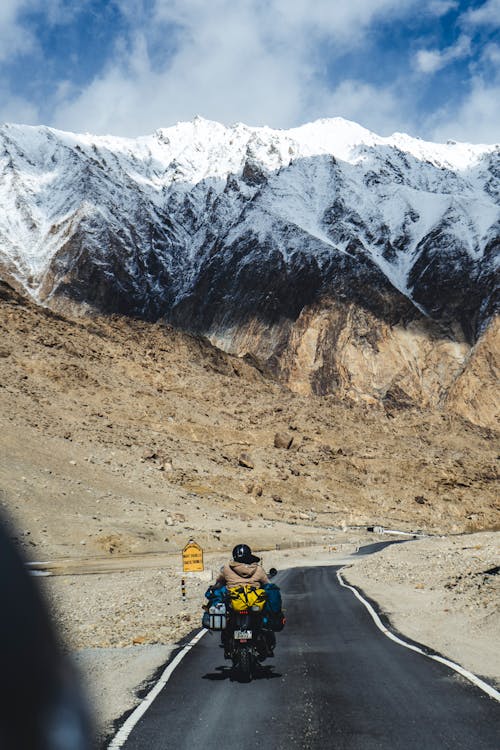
[0,117,498,414]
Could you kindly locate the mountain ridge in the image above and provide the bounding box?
[0,117,498,424]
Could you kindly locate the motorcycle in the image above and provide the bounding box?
[224,596,276,681]
[203,569,282,682]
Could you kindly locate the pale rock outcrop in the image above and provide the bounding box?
[208,299,471,413]
[445,317,500,430]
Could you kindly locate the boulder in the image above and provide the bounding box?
[274,432,294,449]
[238,452,254,469]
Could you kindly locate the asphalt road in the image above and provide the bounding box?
[119,566,500,749]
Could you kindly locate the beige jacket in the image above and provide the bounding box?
[216,561,269,589]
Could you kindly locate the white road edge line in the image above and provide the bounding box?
[107,628,208,749]
[337,571,500,703]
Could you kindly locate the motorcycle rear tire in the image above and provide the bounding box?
[236,646,252,682]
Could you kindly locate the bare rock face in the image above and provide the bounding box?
[444,316,500,431]
[208,297,471,412]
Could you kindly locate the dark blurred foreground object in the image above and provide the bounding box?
[0,515,92,749]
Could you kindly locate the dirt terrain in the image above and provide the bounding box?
[0,280,498,743]
[1,280,498,559]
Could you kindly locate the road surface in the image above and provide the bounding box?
[117,566,500,749]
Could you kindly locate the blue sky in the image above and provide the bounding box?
[0,0,499,142]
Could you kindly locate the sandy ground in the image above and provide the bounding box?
[35,532,499,746]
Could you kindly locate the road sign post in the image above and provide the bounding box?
[181,540,204,602]
[182,539,204,573]
[182,540,204,572]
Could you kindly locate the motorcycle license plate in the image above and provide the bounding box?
[234,630,252,639]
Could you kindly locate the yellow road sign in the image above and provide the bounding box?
[182,540,204,572]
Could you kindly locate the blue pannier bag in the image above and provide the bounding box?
[262,583,285,632]
[204,585,227,604]
[263,583,282,612]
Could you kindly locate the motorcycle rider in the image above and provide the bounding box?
[215,543,269,589]
[213,543,276,658]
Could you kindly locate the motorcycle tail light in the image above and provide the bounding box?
[239,610,249,614]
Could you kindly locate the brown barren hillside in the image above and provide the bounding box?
[0,279,498,562]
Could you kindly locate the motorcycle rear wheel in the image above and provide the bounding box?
[235,646,252,682]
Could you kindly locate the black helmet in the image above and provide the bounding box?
[232,544,260,564]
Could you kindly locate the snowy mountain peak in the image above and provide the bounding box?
[1,116,495,184]
[0,116,498,350]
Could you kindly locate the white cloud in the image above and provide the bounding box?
[415,50,445,74]
[315,79,413,136]
[0,0,85,62]
[481,42,500,66]
[0,87,39,124]
[0,0,36,61]
[52,23,307,135]
[4,0,495,144]
[150,0,418,44]
[426,0,458,16]
[428,79,500,143]
[461,0,500,28]
[51,0,425,135]
[414,34,471,74]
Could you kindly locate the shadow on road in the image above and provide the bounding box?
[356,539,413,556]
[202,664,282,682]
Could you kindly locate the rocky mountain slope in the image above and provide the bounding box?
[0,118,498,422]
[1,278,498,565]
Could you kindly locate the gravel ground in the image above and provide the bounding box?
[72,645,174,744]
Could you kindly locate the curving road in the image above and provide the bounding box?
[116,566,500,749]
